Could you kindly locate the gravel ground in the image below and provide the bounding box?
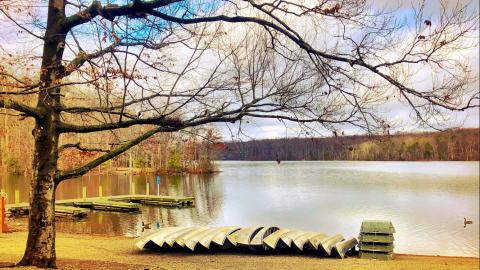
[0,231,478,270]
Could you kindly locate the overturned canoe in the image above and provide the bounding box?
[163,227,200,248]
[136,230,163,250]
[332,237,358,258]
[175,227,211,249]
[211,227,241,249]
[139,227,185,249]
[292,231,318,251]
[234,227,264,249]
[262,229,290,250]
[184,227,221,251]
[197,227,233,250]
[248,226,279,252]
[304,233,328,250]
[318,234,344,256]
[278,230,307,249]
[136,226,358,259]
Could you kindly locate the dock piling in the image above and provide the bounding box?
[82,186,87,201]
[99,185,103,200]
[146,182,149,195]
[14,190,19,204]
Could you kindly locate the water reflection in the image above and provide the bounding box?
[55,173,224,237]
[0,173,223,237]
[1,161,478,257]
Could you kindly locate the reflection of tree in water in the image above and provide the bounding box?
[1,174,28,204]
[57,173,224,236]
[56,211,138,236]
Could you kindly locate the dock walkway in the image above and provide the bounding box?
[6,195,195,218]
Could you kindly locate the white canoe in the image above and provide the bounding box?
[248,226,279,251]
[319,234,344,256]
[232,227,264,247]
[305,233,328,250]
[262,229,290,250]
[135,229,165,250]
[279,230,306,248]
[184,227,220,251]
[198,226,238,249]
[292,231,318,251]
[211,227,241,249]
[332,237,358,258]
[174,227,210,248]
[148,227,187,248]
[162,227,200,248]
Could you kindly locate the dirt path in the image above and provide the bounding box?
[0,232,478,270]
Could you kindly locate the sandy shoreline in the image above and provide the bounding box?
[0,231,478,270]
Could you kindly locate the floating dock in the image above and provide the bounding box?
[6,195,195,218]
[7,203,89,219]
[136,226,358,258]
[107,195,195,207]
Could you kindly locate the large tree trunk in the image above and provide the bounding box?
[17,0,66,267]
[17,120,58,268]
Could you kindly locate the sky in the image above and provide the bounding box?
[216,0,480,140]
[0,0,478,140]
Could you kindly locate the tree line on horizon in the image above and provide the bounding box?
[221,128,479,161]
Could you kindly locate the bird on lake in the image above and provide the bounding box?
[142,221,151,232]
[464,218,473,228]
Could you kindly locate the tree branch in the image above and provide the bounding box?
[57,115,182,133]
[0,98,43,118]
[62,0,182,32]
[55,126,174,182]
[58,142,110,153]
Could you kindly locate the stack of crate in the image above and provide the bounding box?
[359,220,395,260]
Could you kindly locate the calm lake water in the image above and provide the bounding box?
[1,161,478,257]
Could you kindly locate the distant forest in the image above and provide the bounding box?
[221,128,479,161]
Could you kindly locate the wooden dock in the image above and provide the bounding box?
[7,203,89,219]
[6,195,195,218]
[108,195,195,207]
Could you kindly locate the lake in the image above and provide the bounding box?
[1,161,478,257]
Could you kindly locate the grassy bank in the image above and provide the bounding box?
[0,231,478,270]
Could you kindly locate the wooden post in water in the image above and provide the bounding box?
[14,190,19,204]
[82,186,87,201]
[132,182,136,195]
[146,181,149,195]
[99,185,103,200]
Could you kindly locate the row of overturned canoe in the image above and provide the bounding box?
[136,226,358,258]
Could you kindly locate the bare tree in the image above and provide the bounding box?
[0,0,478,267]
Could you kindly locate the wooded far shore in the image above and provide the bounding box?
[222,128,479,161]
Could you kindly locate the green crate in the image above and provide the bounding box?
[359,243,394,252]
[360,220,395,234]
[359,233,394,243]
[359,251,394,260]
